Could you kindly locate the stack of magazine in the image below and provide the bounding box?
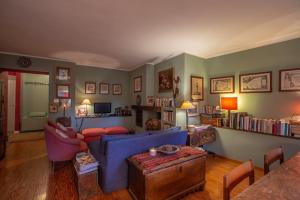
[74,152,99,175]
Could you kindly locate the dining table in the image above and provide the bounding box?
[233,152,300,200]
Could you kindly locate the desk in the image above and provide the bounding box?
[233,152,300,200]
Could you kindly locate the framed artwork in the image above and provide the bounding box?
[56,84,70,98]
[191,76,204,101]
[188,102,199,117]
[112,84,122,95]
[49,104,58,113]
[239,72,272,93]
[279,68,300,91]
[210,76,234,94]
[159,68,173,92]
[56,67,70,81]
[99,83,109,94]
[134,76,142,92]
[85,82,96,94]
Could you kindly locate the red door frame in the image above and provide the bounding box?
[0,68,49,136]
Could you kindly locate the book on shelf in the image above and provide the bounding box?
[162,111,174,123]
[75,152,99,173]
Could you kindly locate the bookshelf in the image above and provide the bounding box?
[161,107,176,130]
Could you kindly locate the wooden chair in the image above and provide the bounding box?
[264,146,284,175]
[223,160,255,200]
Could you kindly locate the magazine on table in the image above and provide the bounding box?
[75,152,99,172]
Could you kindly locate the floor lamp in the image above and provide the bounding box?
[180,101,195,129]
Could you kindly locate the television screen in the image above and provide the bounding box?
[94,103,111,114]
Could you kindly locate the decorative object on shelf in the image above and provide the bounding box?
[85,82,96,94]
[136,94,141,106]
[159,68,173,92]
[99,83,109,94]
[279,68,300,92]
[221,97,238,126]
[157,145,181,155]
[191,76,204,101]
[81,99,91,116]
[173,76,180,99]
[49,104,58,113]
[114,106,132,116]
[56,84,70,98]
[181,101,196,129]
[17,56,31,68]
[145,118,161,130]
[112,84,122,95]
[188,101,199,117]
[149,148,157,156]
[210,76,234,94]
[56,67,70,81]
[134,76,142,92]
[239,71,272,93]
[146,96,155,106]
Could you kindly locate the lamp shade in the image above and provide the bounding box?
[221,97,237,110]
[81,99,91,105]
[180,101,195,110]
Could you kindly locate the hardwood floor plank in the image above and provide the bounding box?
[0,133,263,200]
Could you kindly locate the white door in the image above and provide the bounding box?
[7,76,16,134]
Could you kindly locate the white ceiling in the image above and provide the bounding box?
[1,0,300,70]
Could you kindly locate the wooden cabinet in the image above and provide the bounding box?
[128,155,206,200]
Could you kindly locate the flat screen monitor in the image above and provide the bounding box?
[94,103,111,114]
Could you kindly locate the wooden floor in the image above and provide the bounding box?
[0,133,263,200]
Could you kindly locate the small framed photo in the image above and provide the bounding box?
[85,82,96,94]
[112,84,122,95]
[191,76,204,101]
[188,102,199,117]
[49,104,58,113]
[210,76,234,94]
[56,84,70,98]
[134,76,142,92]
[279,68,300,92]
[99,83,109,94]
[239,72,272,93]
[159,68,173,92]
[56,67,70,81]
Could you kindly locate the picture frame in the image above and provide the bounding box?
[56,84,70,98]
[159,68,173,92]
[134,76,142,92]
[99,83,109,94]
[239,72,272,93]
[85,82,96,94]
[112,84,122,95]
[191,76,204,101]
[49,104,58,113]
[210,76,235,94]
[188,102,199,117]
[279,68,300,92]
[56,67,70,81]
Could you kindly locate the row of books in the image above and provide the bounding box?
[162,111,174,123]
[227,112,293,136]
[147,96,174,107]
[200,105,220,115]
[74,152,99,175]
[291,125,300,138]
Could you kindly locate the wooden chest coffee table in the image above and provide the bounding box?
[128,147,207,200]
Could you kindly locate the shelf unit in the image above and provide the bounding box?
[161,107,176,130]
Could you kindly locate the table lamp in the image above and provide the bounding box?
[180,101,195,129]
[81,99,91,116]
[221,97,238,125]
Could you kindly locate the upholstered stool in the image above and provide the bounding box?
[82,128,107,143]
[105,126,129,135]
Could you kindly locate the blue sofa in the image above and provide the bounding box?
[88,129,188,193]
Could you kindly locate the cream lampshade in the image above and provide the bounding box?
[81,99,91,116]
[180,101,195,129]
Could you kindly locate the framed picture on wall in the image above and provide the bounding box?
[134,76,142,92]
[56,84,70,98]
[239,72,272,93]
[112,84,122,95]
[85,82,96,94]
[279,68,300,91]
[56,67,70,81]
[99,83,109,94]
[191,76,204,101]
[159,68,173,92]
[49,104,58,113]
[210,76,235,94]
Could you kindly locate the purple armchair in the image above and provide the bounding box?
[44,125,88,164]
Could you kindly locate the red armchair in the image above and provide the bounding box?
[44,125,87,165]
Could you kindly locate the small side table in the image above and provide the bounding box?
[73,163,99,200]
